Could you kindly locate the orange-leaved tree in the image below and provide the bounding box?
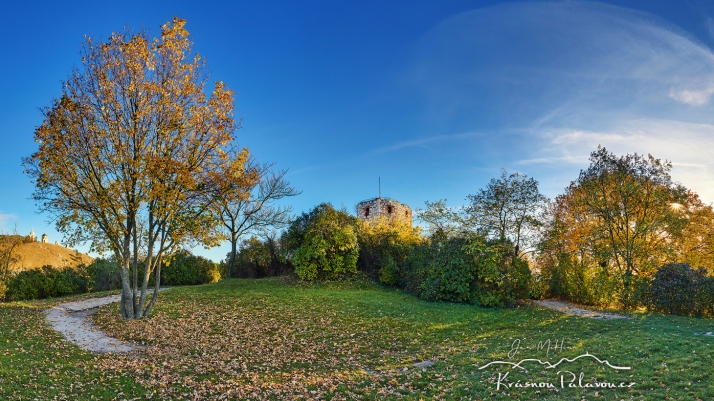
[536,147,690,306]
[23,18,250,319]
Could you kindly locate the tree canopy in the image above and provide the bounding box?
[23,18,249,319]
[536,147,695,305]
[213,160,300,278]
[283,204,359,281]
[463,170,547,255]
[560,147,687,276]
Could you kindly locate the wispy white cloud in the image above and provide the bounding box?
[668,86,714,106]
[367,132,484,155]
[406,1,714,202]
[0,213,18,232]
[517,155,587,166]
[525,119,714,202]
[411,1,714,122]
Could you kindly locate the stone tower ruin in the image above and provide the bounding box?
[356,197,412,226]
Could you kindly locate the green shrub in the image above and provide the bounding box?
[528,273,547,300]
[621,272,651,310]
[468,240,531,306]
[6,269,46,301]
[6,266,88,301]
[377,254,399,285]
[407,236,473,303]
[228,235,291,279]
[162,251,223,285]
[695,276,714,318]
[647,263,711,317]
[86,258,123,292]
[284,204,359,281]
[355,216,422,285]
[401,235,531,306]
[539,253,634,307]
[231,236,272,278]
[48,267,88,296]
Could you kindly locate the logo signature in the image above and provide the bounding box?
[479,351,631,371]
[478,339,636,391]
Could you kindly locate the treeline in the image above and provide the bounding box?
[231,188,533,307]
[0,251,223,302]
[232,147,714,317]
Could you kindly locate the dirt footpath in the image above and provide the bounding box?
[45,289,171,353]
[533,299,630,320]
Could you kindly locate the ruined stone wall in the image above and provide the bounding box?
[356,198,412,226]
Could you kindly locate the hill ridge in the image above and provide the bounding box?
[8,240,93,271]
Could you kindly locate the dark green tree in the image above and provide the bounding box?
[463,170,547,255]
[283,203,359,281]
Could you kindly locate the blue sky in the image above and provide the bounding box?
[3,0,714,262]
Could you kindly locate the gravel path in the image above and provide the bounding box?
[533,299,631,320]
[45,289,171,353]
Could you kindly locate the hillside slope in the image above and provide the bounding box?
[10,242,93,270]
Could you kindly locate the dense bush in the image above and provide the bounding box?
[230,235,291,278]
[280,201,533,305]
[284,203,359,281]
[401,235,531,306]
[5,265,88,301]
[5,269,46,301]
[541,254,623,306]
[356,216,422,285]
[161,251,223,285]
[621,272,652,310]
[695,276,714,318]
[647,263,713,317]
[232,236,271,278]
[536,248,657,308]
[86,258,123,291]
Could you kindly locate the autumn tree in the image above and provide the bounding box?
[670,191,714,273]
[23,18,249,319]
[0,227,25,298]
[213,160,300,277]
[356,215,423,284]
[463,170,547,255]
[567,147,687,277]
[536,147,690,305]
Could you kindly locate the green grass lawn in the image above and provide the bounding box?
[2,278,713,400]
[0,292,146,400]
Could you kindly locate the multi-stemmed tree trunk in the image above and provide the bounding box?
[24,18,250,319]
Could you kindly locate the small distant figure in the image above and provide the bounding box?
[42,233,48,243]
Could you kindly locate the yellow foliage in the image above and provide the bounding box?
[24,18,252,319]
[358,216,423,245]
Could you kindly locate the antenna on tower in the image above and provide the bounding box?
[379,177,381,199]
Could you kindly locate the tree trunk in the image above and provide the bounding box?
[119,240,134,319]
[228,232,238,278]
[144,255,162,317]
[132,222,139,317]
[137,211,155,318]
